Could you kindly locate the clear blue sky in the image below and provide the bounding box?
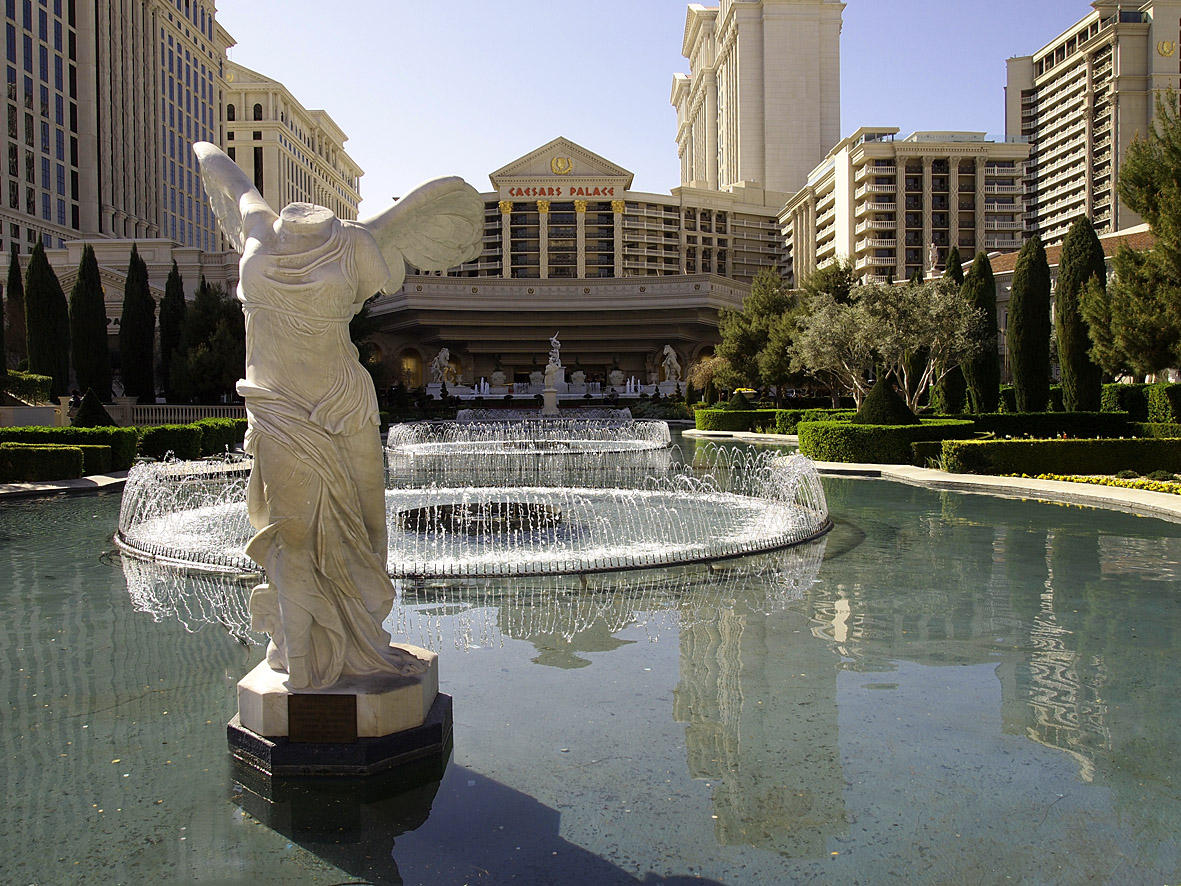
[216,0,1087,213]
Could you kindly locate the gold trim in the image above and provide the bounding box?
[611,200,626,214]
[573,200,587,213]
[498,200,513,213]
[536,200,550,214]
[550,156,573,175]
[1157,40,1176,57]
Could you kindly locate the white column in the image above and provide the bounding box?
[537,200,549,280]
[612,200,625,277]
[499,200,512,278]
[975,158,986,256]
[922,156,933,276]
[705,73,719,190]
[895,155,908,281]
[575,200,587,279]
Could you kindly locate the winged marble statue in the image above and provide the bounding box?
[193,141,482,690]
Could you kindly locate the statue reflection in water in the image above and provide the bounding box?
[193,142,482,690]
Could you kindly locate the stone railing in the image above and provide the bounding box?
[110,398,246,427]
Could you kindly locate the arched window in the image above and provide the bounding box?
[252,103,263,121]
[225,103,235,121]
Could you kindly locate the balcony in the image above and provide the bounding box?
[856,182,897,198]
[856,200,897,216]
[985,237,1021,251]
[985,183,1021,195]
[985,219,1022,230]
[855,163,897,180]
[856,217,895,235]
[857,255,897,267]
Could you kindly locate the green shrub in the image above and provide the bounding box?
[967,412,1132,438]
[695,409,778,432]
[798,419,975,464]
[998,386,1017,413]
[0,370,53,403]
[773,409,855,434]
[71,390,118,427]
[1048,386,1064,412]
[1134,422,1181,438]
[1147,383,1181,423]
[1117,469,1140,479]
[910,440,946,468]
[75,444,113,475]
[0,426,138,470]
[852,377,916,425]
[0,442,84,481]
[941,438,1181,476]
[1101,383,1150,421]
[192,417,248,456]
[137,424,203,460]
[724,390,755,410]
[1146,470,1177,481]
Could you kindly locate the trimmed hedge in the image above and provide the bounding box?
[774,409,855,434]
[695,407,854,433]
[797,419,976,464]
[695,409,780,432]
[966,411,1132,438]
[192,417,248,456]
[1,370,54,403]
[1147,383,1181,424]
[0,425,138,470]
[997,385,1064,413]
[1134,422,1181,438]
[1101,383,1150,421]
[941,437,1181,476]
[76,444,112,475]
[0,442,84,481]
[137,424,203,460]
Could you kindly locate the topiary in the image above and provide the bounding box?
[1116,469,1140,479]
[1146,470,1177,482]
[726,390,754,410]
[851,376,917,425]
[71,389,118,427]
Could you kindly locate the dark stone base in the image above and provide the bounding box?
[228,692,453,778]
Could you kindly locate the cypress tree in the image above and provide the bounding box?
[69,245,112,401]
[5,244,26,370]
[960,252,1000,413]
[0,259,5,380]
[1007,235,1052,412]
[24,241,71,397]
[158,261,186,400]
[119,244,156,403]
[933,247,967,413]
[1055,217,1105,411]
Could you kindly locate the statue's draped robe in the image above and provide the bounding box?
[237,222,403,689]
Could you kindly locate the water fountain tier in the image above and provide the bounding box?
[115,427,831,581]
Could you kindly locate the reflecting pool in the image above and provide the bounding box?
[1,437,1179,884]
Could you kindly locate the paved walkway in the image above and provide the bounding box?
[0,471,128,501]
[683,428,1181,523]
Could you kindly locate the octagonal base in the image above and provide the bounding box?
[236,643,438,739]
[229,692,453,778]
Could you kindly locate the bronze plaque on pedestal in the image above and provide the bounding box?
[288,694,358,743]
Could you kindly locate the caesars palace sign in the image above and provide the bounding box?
[503,183,619,199]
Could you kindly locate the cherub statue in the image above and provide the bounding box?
[193,141,482,690]
[430,347,451,385]
[661,345,682,382]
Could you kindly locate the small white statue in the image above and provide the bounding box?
[193,141,482,690]
[927,241,939,275]
[490,367,507,386]
[529,368,544,388]
[544,361,561,389]
[548,332,562,367]
[609,367,625,387]
[429,347,451,385]
[661,345,682,382]
[570,369,586,386]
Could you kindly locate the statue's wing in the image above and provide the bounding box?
[356,177,483,294]
[193,141,276,252]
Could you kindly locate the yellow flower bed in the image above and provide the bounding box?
[1008,473,1181,496]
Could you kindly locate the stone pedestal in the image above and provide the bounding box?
[542,387,560,415]
[229,644,452,777]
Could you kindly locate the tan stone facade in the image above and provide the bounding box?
[1006,0,1181,245]
[672,0,844,202]
[222,61,361,225]
[781,128,1030,284]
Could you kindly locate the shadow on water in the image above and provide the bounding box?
[230,755,726,886]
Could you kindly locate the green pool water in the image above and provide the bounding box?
[1,449,1178,884]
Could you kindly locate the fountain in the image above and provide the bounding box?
[117,438,830,581]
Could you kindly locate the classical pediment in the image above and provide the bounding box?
[54,267,166,320]
[489,138,634,193]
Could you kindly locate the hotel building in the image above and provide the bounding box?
[1006,0,1181,245]
[221,60,361,223]
[671,0,844,202]
[2,0,233,254]
[366,137,784,388]
[780,128,1030,284]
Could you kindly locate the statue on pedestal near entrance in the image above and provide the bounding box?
[194,141,482,690]
[430,347,451,385]
[661,345,682,383]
